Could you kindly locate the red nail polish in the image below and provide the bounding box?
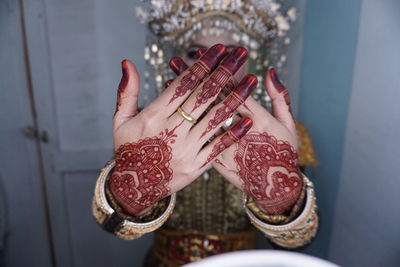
[231,117,253,139]
[165,79,173,88]
[199,43,227,71]
[119,60,128,90]
[196,48,207,58]
[220,47,248,75]
[233,74,258,100]
[169,57,188,75]
[270,68,286,93]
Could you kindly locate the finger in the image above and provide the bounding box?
[113,59,140,129]
[148,44,227,115]
[197,117,253,169]
[169,57,188,75]
[265,68,296,134]
[196,48,207,58]
[194,74,257,143]
[173,47,248,130]
[165,79,173,89]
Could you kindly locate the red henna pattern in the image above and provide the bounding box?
[270,68,292,115]
[200,93,243,138]
[215,159,227,168]
[191,67,231,112]
[200,117,252,169]
[109,128,177,214]
[221,79,236,96]
[200,131,238,169]
[235,132,302,214]
[168,61,209,104]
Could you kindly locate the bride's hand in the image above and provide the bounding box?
[111,45,256,215]
[169,53,303,215]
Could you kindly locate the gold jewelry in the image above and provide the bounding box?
[177,107,197,124]
[243,174,318,249]
[154,229,256,266]
[138,0,297,113]
[92,160,176,240]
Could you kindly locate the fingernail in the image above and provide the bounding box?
[165,79,173,88]
[199,43,227,71]
[233,74,258,101]
[231,117,253,139]
[196,48,207,58]
[169,57,188,75]
[119,60,128,90]
[270,68,286,93]
[220,47,248,75]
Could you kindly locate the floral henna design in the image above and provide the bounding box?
[235,132,303,214]
[168,61,209,104]
[109,128,177,215]
[200,75,257,138]
[200,117,252,168]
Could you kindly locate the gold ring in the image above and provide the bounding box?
[177,107,197,124]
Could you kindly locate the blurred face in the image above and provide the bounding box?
[181,29,247,82]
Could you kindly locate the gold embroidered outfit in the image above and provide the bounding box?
[93,128,318,266]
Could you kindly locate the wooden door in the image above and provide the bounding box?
[18,0,153,266]
[0,0,53,266]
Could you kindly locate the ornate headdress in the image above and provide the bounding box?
[136,0,296,108]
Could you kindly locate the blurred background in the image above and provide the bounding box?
[0,0,399,266]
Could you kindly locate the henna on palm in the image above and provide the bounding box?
[235,132,303,214]
[200,117,252,168]
[109,128,178,215]
[200,74,257,138]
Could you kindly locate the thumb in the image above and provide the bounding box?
[113,59,140,129]
[265,68,296,135]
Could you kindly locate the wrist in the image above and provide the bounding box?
[108,170,160,216]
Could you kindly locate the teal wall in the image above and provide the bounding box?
[297,0,362,258]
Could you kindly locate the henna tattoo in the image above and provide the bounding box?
[168,44,227,104]
[221,79,236,96]
[200,117,252,168]
[215,159,226,168]
[195,47,207,58]
[200,75,257,138]
[190,47,248,112]
[168,61,209,104]
[169,57,188,75]
[109,128,177,215]
[115,60,128,114]
[192,67,231,112]
[165,79,173,89]
[235,132,303,214]
[270,68,286,93]
[270,68,292,115]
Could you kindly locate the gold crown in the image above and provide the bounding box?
[136,0,296,45]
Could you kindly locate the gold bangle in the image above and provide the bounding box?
[92,160,176,240]
[243,175,318,249]
[177,107,197,124]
